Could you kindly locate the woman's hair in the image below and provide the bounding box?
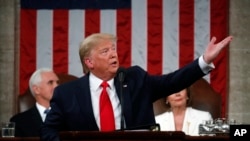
[29,68,53,97]
[79,33,117,74]
[166,87,193,109]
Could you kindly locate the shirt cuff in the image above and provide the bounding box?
[198,55,215,74]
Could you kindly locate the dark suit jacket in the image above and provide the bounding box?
[10,105,43,137]
[41,59,205,141]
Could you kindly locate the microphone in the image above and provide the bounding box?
[117,67,126,130]
[118,67,126,83]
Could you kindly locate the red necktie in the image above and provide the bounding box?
[99,81,115,131]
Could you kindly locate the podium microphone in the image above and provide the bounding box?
[117,67,126,130]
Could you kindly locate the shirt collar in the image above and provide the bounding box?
[89,73,114,91]
[36,102,50,115]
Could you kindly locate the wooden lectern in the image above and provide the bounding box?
[59,131,186,141]
[0,131,229,141]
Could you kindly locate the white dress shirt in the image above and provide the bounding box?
[198,56,215,74]
[89,73,122,130]
[36,103,50,122]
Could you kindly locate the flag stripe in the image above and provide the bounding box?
[162,0,179,74]
[147,0,163,75]
[37,10,53,69]
[101,10,116,35]
[179,0,194,68]
[131,0,147,69]
[20,10,37,93]
[210,0,229,117]
[85,10,100,37]
[68,10,84,76]
[194,0,210,59]
[194,0,210,82]
[53,10,69,73]
[117,9,132,68]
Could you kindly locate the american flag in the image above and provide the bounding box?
[20,0,229,117]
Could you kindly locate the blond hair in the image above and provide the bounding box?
[79,33,117,74]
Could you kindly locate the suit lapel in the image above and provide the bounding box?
[74,75,99,129]
[32,106,43,124]
[184,108,196,135]
[114,75,133,128]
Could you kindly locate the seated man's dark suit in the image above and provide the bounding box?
[41,59,205,141]
[10,105,42,137]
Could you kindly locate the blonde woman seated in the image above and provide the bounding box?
[155,88,212,136]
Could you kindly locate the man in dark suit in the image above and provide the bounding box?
[40,33,232,141]
[10,68,59,137]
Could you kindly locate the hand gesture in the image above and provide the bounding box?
[203,36,233,64]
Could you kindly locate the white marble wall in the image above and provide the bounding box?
[0,0,19,122]
[228,0,250,124]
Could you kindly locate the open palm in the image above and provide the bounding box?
[203,36,233,64]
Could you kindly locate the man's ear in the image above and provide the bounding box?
[32,85,40,95]
[84,58,93,68]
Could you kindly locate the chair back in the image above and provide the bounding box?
[153,78,222,119]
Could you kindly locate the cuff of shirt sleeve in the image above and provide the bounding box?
[198,56,215,74]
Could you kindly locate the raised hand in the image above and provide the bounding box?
[203,36,233,64]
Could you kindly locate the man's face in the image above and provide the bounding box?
[37,72,59,101]
[86,40,119,80]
